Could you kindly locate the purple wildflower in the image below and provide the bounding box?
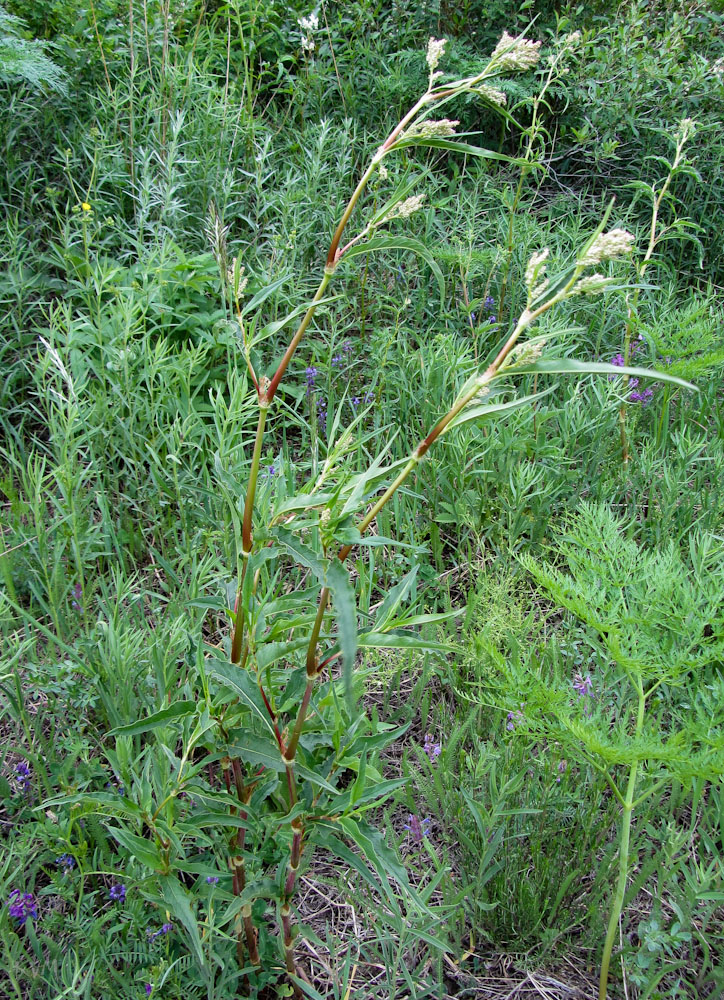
[488,315,497,324]
[331,353,345,368]
[556,760,568,783]
[629,387,654,404]
[109,883,126,902]
[264,464,276,478]
[145,985,153,996]
[14,761,31,792]
[351,396,360,408]
[611,353,625,367]
[506,704,526,731]
[7,890,37,926]
[363,389,374,405]
[403,814,430,844]
[572,672,593,700]
[343,340,353,354]
[71,582,83,610]
[206,875,219,885]
[305,366,318,396]
[484,295,496,312]
[148,922,173,941]
[56,853,75,872]
[423,733,442,759]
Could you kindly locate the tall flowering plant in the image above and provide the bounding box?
[55,32,695,997]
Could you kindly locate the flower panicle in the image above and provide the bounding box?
[383,193,426,221]
[578,229,635,267]
[404,118,459,140]
[426,37,446,74]
[491,31,542,73]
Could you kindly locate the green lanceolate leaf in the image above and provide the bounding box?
[108,701,198,738]
[316,824,399,907]
[341,236,445,305]
[501,358,697,391]
[444,386,557,434]
[325,559,357,690]
[206,657,276,737]
[229,731,285,772]
[106,827,164,869]
[372,566,419,631]
[239,275,287,317]
[252,295,341,346]
[357,631,457,653]
[392,136,523,165]
[273,526,327,579]
[157,875,205,968]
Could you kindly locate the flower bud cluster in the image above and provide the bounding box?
[525,248,550,301]
[491,32,542,72]
[474,84,507,106]
[384,194,426,221]
[299,12,318,54]
[426,37,446,73]
[506,338,547,368]
[404,118,459,139]
[573,273,608,296]
[577,229,635,267]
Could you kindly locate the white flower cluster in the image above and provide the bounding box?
[677,117,695,144]
[507,338,547,366]
[299,12,318,54]
[226,257,249,298]
[712,55,724,80]
[384,194,426,220]
[474,84,507,106]
[573,273,608,296]
[525,248,550,301]
[426,37,446,73]
[404,118,459,139]
[491,31,542,72]
[578,229,635,267]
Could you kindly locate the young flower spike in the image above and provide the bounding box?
[578,229,635,267]
[491,31,542,72]
[383,194,426,221]
[404,118,459,139]
[426,37,446,73]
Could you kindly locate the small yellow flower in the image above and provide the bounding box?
[81,202,91,212]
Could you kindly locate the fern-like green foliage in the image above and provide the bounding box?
[640,289,724,381]
[0,5,67,93]
[483,502,724,785]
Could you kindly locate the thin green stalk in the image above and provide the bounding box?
[599,678,646,1000]
[619,124,690,467]
[230,404,267,664]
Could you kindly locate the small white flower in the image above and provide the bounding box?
[491,31,542,72]
[578,229,635,267]
[298,12,318,33]
[378,164,388,180]
[426,37,446,73]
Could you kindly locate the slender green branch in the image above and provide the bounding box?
[599,678,646,1000]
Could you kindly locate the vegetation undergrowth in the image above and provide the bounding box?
[1,2,723,999]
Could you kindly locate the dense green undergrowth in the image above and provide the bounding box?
[1,2,723,999]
